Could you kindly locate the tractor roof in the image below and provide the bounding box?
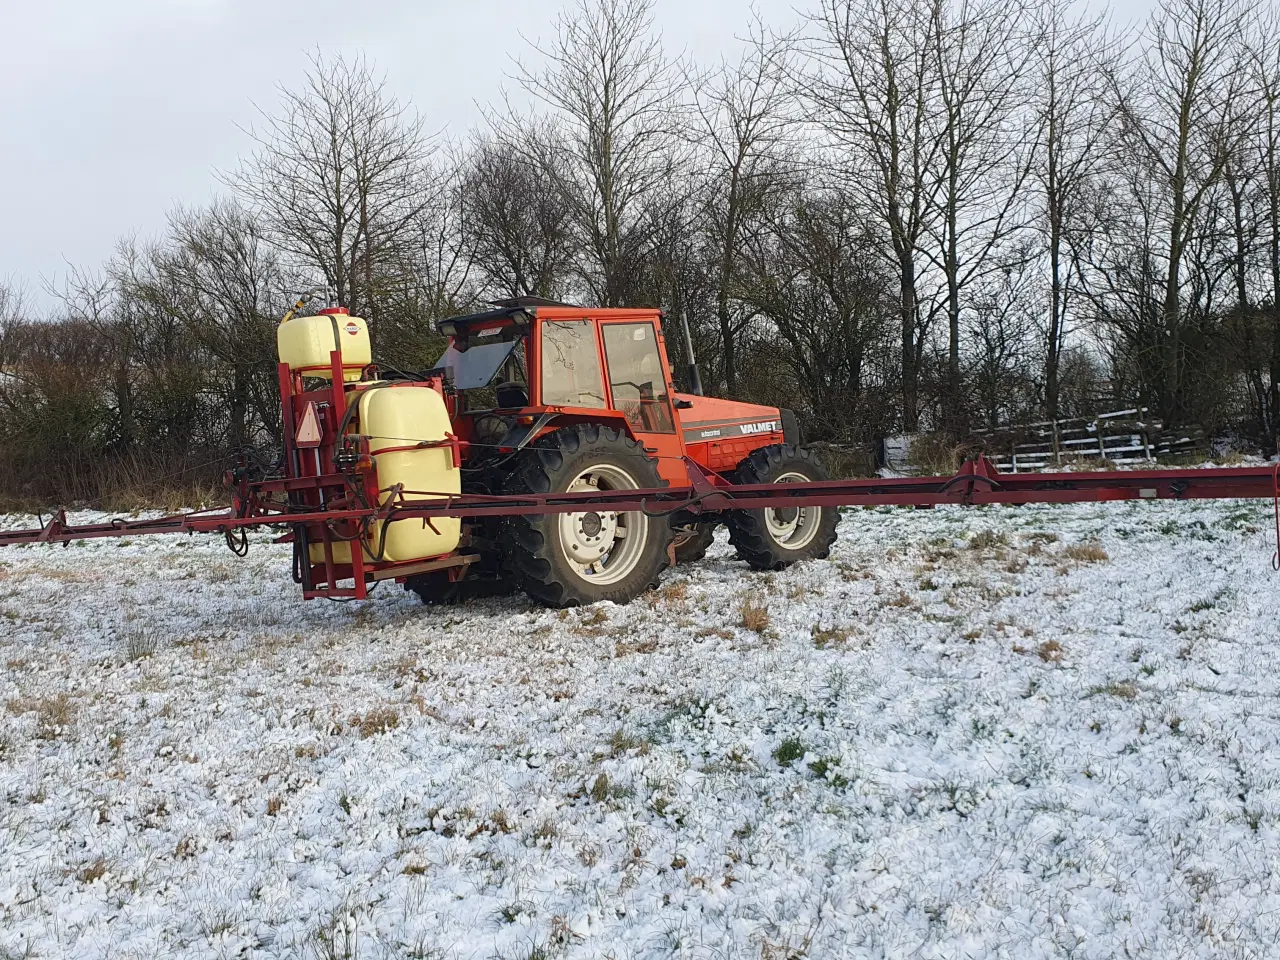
[436,297,575,336]
[436,298,664,337]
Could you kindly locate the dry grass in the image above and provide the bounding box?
[1064,542,1110,563]
[1037,640,1064,663]
[656,581,687,605]
[696,626,733,640]
[349,706,400,738]
[122,625,160,661]
[75,857,107,884]
[1004,556,1029,573]
[811,626,850,649]
[589,773,611,802]
[739,596,771,633]
[8,693,77,740]
[969,530,1009,550]
[760,934,813,960]
[1088,680,1139,700]
[910,433,981,475]
[615,637,658,656]
[608,729,650,756]
[1059,454,1118,471]
[578,607,608,626]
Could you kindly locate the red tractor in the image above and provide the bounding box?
[418,297,838,606]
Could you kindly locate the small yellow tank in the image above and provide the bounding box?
[278,310,371,381]
[310,384,461,567]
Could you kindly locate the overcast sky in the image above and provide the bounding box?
[1,0,1154,308]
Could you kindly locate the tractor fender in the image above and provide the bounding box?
[780,408,801,447]
[525,410,642,447]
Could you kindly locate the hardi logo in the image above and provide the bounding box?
[344,322,360,335]
[739,420,778,435]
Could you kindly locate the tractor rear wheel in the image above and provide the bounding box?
[502,424,673,607]
[726,444,839,571]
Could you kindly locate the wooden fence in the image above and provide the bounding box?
[971,409,1207,472]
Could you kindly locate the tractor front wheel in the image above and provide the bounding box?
[671,521,718,564]
[726,445,839,570]
[502,424,673,607]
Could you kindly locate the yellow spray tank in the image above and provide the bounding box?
[277,307,371,381]
[305,383,462,566]
[356,383,461,563]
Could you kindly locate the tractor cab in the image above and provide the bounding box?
[431,299,690,481]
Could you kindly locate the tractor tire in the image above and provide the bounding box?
[726,444,839,571]
[501,424,673,607]
[671,521,718,564]
[404,569,516,605]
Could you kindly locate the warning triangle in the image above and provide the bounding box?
[296,402,322,448]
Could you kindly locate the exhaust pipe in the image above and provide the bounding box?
[678,309,704,396]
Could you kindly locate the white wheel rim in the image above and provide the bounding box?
[764,470,822,550]
[558,463,649,586]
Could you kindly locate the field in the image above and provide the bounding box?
[3,498,1280,959]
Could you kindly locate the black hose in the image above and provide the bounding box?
[224,526,249,557]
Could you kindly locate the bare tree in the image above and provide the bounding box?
[163,201,293,449]
[378,147,479,370]
[924,0,1037,430]
[1029,0,1120,421]
[229,52,433,351]
[740,184,895,439]
[687,16,798,394]
[1106,0,1256,424]
[0,281,28,373]
[462,132,577,300]
[804,0,947,432]
[506,0,688,306]
[964,260,1041,429]
[1244,10,1280,445]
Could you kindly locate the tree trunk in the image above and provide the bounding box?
[945,196,962,433]
[900,251,919,432]
[230,363,248,453]
[1269,185,1280,449]
[1044,103,1063,423]
[1161,222,1185,425]
[717,284,736,396]
[1046,234,1063,422]
[115,361,134,455]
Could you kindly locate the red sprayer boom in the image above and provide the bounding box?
[4,456,1277,585]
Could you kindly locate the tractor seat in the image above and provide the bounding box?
[495,381,528,409]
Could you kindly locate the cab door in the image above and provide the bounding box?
[599,319,686,484]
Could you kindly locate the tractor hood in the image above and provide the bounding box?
[673,393,799,447]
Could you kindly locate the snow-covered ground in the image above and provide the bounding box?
[3,498,1280,959]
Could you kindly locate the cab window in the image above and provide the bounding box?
[602,322,674,432]
[540,320,606,408]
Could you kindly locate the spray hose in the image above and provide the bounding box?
[1272,461,1279,572]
